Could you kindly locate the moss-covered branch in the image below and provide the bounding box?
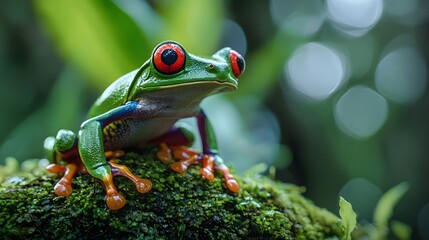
[0,150,342,239]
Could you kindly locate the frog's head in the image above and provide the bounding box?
[138,41,245,93]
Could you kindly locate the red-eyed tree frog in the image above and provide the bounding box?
[44,41,245,210]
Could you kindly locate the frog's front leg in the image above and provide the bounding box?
[79,120,123,210]
[78,101,152,210]
[154,110,240,193]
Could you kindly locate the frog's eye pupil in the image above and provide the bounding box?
[153,42,186,75]
[161,49,178,65]
[236,56,245,72]
[230,50,245,78]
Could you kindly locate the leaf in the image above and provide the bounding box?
[158,0,224,54]
[112,0,163,40]
[0,157,20,182]
[235,31,307,97]
[34,0,151,90]
[339,196,357,240]
[373,182,409,235]
[391,220,412,240]
[243,163,268,177]
[0,67,86,162]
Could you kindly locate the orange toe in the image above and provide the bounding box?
[226,179,240,193]
[200,168,214,181]
[173,149,191,159]
[54,180,73,196]
[171,161,188,173]
[106,192,126,210]
[136,179,152,193]
[157,151,172,163]
[46,164,66,174]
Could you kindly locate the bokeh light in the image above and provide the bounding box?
[384,0,417,17]
[343,35,376,79]
[339,178,382,220]
[270,0,325,37]
[201,96,282,172]
[326,0,383,37]
[286,42,346,100]
[385,0,428,26]
[218,19,247,56]
[334,85,388,138]
[375,46,427,104]
[418,203,429,239]
[1,1,429,238]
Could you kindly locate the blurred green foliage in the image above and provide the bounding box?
[35,0,223,90]
[372,182,410,239]
[1,0,428,239]
[36,0,151,89]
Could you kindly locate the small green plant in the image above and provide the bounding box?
[339,197,357,240]
[339,182,411,240]
[0,157,20,183]
[371,182,410,240]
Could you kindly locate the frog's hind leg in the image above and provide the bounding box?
[46,163,78,196]
[150,126,199,169]
[172,151,239,193]
[214,162,240,193]
[152,124,240,193]
[150,126,198,164]
[151,126,195,163]
[156,142,239,192]
[151,127,217,181]
[45,130,82,196]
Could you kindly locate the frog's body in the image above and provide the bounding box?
[45,41,245,210]
[93,81,227,150]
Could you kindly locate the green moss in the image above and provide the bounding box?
[0,150,342,239]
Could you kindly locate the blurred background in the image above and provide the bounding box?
[0,0,428,238]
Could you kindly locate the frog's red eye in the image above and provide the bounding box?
[153,43,186,75]
[229,50,245,78]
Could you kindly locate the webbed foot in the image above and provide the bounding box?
[156,143,173,163]
[215,164,240,193]
[157,143,240,193]
[46,163,78,196]
[109,160,152,194]
[91,159,153,211]
[101,174,126,210]
[101,153,152,210]
[48,150,152,210]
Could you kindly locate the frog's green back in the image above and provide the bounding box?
[86,70,138,119]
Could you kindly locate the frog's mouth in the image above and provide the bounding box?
[151,80,237,91]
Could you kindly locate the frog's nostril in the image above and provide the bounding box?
[207,62,229,76]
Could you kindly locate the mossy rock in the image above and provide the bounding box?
[0,150,342,239]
